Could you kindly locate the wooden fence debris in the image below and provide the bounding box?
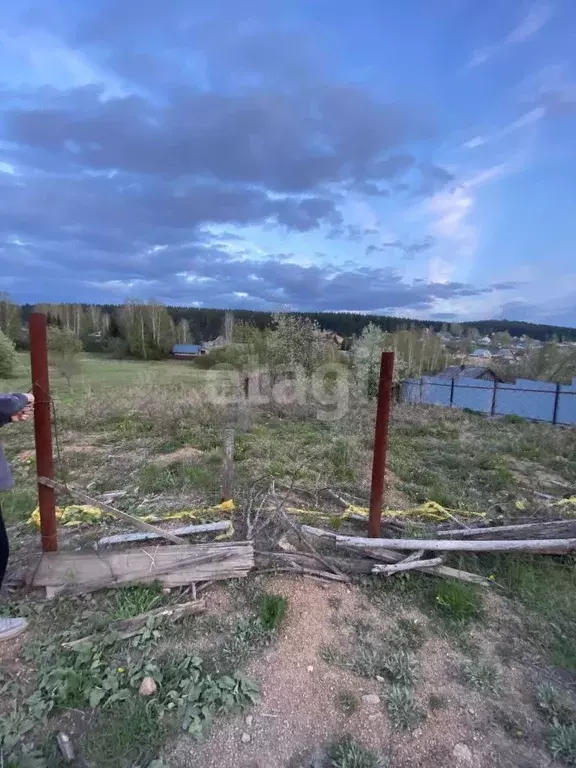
[96,521,231,547]
[436,519,576,540]
[334,535,576,554]
[62,599,206,649]
[31,541,254,597]
[38,477,188,546]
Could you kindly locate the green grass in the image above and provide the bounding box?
[536,682,576,726]
[327,737,387,768]
[385,685,422,730]
[83,697,172,768]
[550,724,576,766]
[109,585,165,620]
[460,660,499,693]
[467,554,576,669]
[138,462,216,493]
[432,581,484,625]
[258,594,288,631]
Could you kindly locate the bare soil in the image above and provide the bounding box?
[167,576,552,768]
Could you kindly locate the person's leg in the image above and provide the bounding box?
[0,505,8,590]
[0,504,28,641]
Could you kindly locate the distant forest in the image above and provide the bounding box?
[18,304,576,344]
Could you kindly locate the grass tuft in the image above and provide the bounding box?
[550,723,576,766]
[433,581,483,624]
[536,682,576,726]
[461,660,499,693]
[110,584,164,620]
[258,594,288,631]
[385,686,423,730]
[327,736,387,768]
[395,617,426,650]
[335,689,360,716]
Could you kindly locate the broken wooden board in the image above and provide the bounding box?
[31,541,254,596]
[62,599,206,649]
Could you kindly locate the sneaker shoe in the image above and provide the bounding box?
[0,616,28,642]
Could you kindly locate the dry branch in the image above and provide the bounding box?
[372,557,443,576]
[280,528,492,585]
[437,519,576,540]
[335,535,576,554]
[62,599,205,649]
[38,477,188,546]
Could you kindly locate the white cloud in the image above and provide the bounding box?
[0,28,126,96]
[423,163,512,285]
[506,3,552,44]
[469,3,553,67]
[462,108,545,151]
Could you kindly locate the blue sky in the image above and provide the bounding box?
[1,0,575,325]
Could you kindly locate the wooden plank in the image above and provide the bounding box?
[32,542,254,596]
[38,477,188,546]
[335,535,576,554]
[96,521,231,547]
[62,599,205,649]
[436,519,576,540]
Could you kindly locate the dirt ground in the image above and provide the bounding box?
[167,577,552,768]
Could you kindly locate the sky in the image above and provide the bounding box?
[1,0,575,326]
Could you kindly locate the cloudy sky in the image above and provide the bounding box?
[1,0,575,325]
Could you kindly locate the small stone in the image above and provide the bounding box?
[468,707,475,715]
[362,693,381,706]
[307,665,314,672]
[245,715,253,727]
[241,732,251,744]
[139,676,157,696]
[375,675,385,683]
[162,587,171,594]
[452,743,473,763]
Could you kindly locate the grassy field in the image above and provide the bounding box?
[1,353,576,766]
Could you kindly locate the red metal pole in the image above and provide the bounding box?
[368,351,395,538]
[29,312,58,552]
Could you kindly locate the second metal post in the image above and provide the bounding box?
[368,351,395,538]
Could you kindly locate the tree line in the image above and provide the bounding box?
[1,294,576,362]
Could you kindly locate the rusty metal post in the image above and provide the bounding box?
[29,312,58,552]
[368,351,395,538]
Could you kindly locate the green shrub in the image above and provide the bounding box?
[0,329,17,378]
[258,594,288,631]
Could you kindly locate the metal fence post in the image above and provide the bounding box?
[449,378,455,407]
[552,382,561,425]
[29,312,58,552]
[368,351,395,538]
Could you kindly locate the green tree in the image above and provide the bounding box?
[0,329,17,378]
[0,293,21,341]
[48,327,83,385]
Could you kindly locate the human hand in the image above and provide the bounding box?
[10,394,34,422]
